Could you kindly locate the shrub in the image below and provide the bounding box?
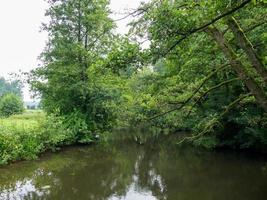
[0,110,102,165]
[0,93,24,117]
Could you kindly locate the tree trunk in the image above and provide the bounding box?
[206,27,267,112]
[77,0,82,43]
[226,17,267,84]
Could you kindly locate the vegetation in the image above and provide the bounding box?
[0,77,24,117]
[0,111,88,165]
[127,0,267,149]
[29,0,267,150]
[0,93,24,117]
[120,0,267,149]
[0,77,22,97]
[30,0,120,143]
[1,0,267,165]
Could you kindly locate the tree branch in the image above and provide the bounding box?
[177,93,252,145]
[114,4,152,22]
[186,77,240,118]
[161,0,251,58]
[244,19,267,33]
[147,63,230,121]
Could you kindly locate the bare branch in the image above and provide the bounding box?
[114,4,152,22]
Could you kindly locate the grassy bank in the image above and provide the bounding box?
[0,110,77,165]
[0,111,44,165]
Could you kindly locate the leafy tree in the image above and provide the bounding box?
[0,93,24,117]
[29,0,267,150]
[0,77,22,97]
[30,0,122,142]
[126,0,267,148]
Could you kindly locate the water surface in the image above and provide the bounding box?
[0,140,267,200]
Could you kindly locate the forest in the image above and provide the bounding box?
[1,0,267,165]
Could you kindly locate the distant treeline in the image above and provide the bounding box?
[0,77,22,97]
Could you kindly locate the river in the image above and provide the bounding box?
[0,139,267,200]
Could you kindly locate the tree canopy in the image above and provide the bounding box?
[0,93,24,117]
[30,0,267,149]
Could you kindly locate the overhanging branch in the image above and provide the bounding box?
[177,93,252,145]
[186,77,240,117]
[161,0,251,58]
[147,63,230,121]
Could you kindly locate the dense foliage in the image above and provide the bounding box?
[29,0,267,151]
[0,93,24,117]
[0,77,24,117]
[30,0,120,143]
[126,0,267,149]
[0,111,83,165]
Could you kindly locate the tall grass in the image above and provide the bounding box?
[0,110,75,165]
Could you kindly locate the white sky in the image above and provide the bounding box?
[0,0,148,101]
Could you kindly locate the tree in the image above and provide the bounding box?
[126,0,267,148]
[0,93,24,117]
[29,0,267,149]
[0,77,22,97]
[30,0,120,142]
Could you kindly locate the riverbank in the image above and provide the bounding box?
[0,111,79,165]
[1,111,267,166]
[0,111,43,164]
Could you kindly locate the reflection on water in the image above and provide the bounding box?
[0,140,267,200]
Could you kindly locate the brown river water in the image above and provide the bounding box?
[0,139,267,200]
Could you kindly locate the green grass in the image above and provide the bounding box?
[0,110,75,165]
[0,110,45,128]
[0,111,45,165]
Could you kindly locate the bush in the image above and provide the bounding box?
[0,111,98,165]
[0,93,24,117]
[0,112,44,165]
[0,111,68,165]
